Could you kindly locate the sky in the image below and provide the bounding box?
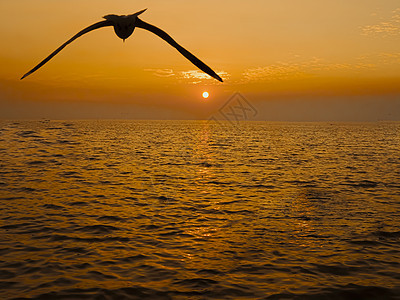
[0,0,399,121]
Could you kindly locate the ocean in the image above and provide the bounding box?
[0,120,399,299]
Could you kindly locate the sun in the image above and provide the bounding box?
[202,91,209,99]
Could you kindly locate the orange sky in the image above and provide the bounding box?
[1,0,399,120]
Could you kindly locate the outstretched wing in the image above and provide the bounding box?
[135,18,223,82]
[21,20,113,80]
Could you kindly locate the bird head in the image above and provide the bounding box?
[103,9,147,41]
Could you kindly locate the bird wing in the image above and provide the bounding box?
[135,18,223,82]
[21,20,113,80]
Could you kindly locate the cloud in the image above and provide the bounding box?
[180,70,211,80]
[361,8,400,37]
[144,68,229,84]
[243,64,305,82]
[357,52,400,65]
[179,70,229,84]
[242,63,309,83]
[241,57,376,83]
[144,69,175,77]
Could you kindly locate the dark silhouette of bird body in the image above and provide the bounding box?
[104,9,147,41]
[21,9,223,82]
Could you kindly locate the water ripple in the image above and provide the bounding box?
[0,120,399,299]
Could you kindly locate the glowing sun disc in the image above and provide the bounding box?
[202,92,209,99]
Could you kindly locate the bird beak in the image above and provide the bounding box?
[134,8,147,16]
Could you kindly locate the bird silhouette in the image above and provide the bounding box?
[21,9,223,82]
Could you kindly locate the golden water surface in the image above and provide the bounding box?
[0,120,399,299]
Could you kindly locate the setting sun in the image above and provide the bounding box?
[202,91,209,99]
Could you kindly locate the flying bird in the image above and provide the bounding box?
[21,9,223,82]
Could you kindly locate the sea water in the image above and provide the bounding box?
[0,120,399,299]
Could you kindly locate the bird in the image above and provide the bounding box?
[20,9,223,82]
